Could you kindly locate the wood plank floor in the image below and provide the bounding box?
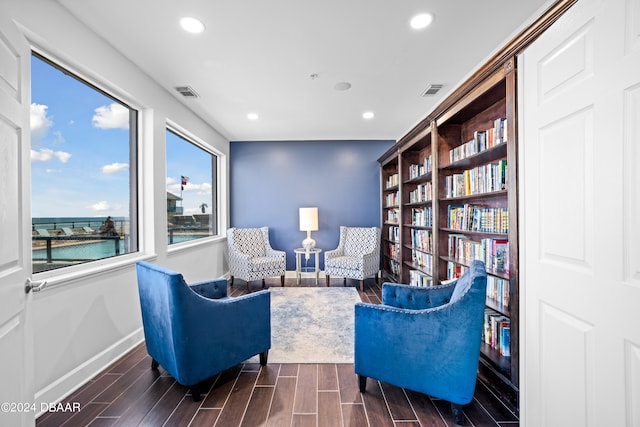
[36,276,519,427]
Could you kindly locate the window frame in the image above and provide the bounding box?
[30,49,141,278]
[165,121,221,249]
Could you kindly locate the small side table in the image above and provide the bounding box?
[294,248,322,285]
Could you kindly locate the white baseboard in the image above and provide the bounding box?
[34,328,144,417]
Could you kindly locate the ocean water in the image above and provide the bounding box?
[32,234,204,261]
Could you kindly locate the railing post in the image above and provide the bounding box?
[46,238,52,263]
[114,236,120,255]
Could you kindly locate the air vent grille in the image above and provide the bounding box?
[175,86,199,98]
[421,84,443,96]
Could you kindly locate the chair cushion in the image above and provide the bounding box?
[248,257,285,275]
[326,255,362,270]
[233,228,266,257]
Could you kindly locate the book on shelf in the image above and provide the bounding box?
[385,173,399,188]
[408,155,433,180]
[411,249,432,273]
[483,308,510,357]
[411,207,433,227]
[448,118,508,164]
[385,191,399,207]
[444,160,507,198]
[388,226,399,242]
[409,269,432,287]
[446,261,510,309]
[411,228,433,253]
[386,208,400,224]
[447,204,509,234]
[409,182,432,203]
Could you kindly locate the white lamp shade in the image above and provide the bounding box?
[299,207,319,231]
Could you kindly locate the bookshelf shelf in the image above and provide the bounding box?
[378,58,519,412]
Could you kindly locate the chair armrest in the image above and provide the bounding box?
[325,249,343,259]
[381,281,456,310]
[189,278,228,299]
[265,248,286,259]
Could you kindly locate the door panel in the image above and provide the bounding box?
[0,7,34,427]
[519,0,640,425]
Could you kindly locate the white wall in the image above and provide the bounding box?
[4,1,230,411]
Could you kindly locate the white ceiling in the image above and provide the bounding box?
[59,0,552,142]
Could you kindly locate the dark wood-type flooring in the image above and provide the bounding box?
[36,276,519,427]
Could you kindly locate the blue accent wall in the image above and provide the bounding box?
[230,140,394,270]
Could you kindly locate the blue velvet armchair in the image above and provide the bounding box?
[135,261,271,401]
[354,260,487,425]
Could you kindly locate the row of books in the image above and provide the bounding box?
[444,160,507,198]
[449,118,507,163]
[409,269,433,287]
[484,308,511,357]
[386,208,399,224]
[411,207,433,227]
[408,155,433,180]
[388,242,400,260]
[385,191,399,207]
[411,229,433,253]
[388,226,399,243]
[385,173,399,189]
[446,261,510,311]
[412,250,432,274]
[447,204,509,234]
[409,182,432,203]
[388,259,400,276]
[447,234,509,272]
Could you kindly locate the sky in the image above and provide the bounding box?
[30,54,212,219]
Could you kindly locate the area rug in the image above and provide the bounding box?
[256,287,361,364]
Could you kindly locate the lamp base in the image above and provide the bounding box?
[302,237,316,251]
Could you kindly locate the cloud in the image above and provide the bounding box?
[30,103,53,141]
[31,148,72,163]
[92,103,129,129]
[101,162,129,174]
[88,201,111,212]
[166,180,212,194]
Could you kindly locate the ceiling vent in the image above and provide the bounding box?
[421,84,443,96]
[175,86,199,98]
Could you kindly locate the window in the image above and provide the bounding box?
[30,52,138,273]
[166,128,217,244]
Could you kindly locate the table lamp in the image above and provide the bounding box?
[299,207,318,251]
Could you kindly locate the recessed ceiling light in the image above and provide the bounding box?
[247,113,259,120]
[180,17,205,34]
[334,82,352,91]
[362,111,375,120]
[410,13,434,30]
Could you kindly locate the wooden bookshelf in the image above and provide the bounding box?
[378,58,519,412]
[379,150,400,282]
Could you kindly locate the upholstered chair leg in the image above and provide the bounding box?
[262,278,266,289]
[151,359,159,370]
[358,375,367,393]
[359,280,364,292]
[191,385,201,402]
[451,403,465,425]
[343,277,347,286]
[280,275,285,287]
[259,350,269,366]
[375,272,379,283]
[230,276,234,287]
[325,275,330,287]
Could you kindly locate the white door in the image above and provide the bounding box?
[0,9,36,427]
[519,0,640,425]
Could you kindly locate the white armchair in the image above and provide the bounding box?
[325,226,381,291]
[227,227,286,291]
